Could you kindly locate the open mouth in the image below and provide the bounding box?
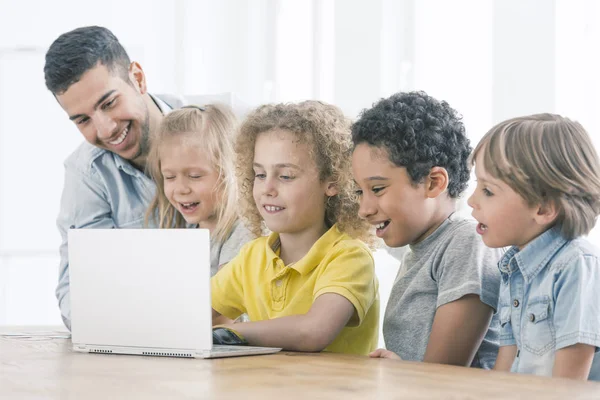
[179,202,199,214]
[476,222,488,235]
[374,220,391,237]
[109,122,131,146]
[263,205,284,213]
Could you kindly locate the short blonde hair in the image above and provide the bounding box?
[236,101,372,244]
[145,104,240,245]
[472,113,600,240]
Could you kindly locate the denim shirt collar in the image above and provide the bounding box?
[150,93,173,115]
[498,227,568,283]
[112,153,141,177]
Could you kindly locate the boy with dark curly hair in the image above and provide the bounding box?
[352,91,502,368]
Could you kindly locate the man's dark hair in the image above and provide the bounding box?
[352,91,471,198]
[44,26,131,95]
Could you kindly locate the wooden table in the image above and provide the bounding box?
[2,327,600,399]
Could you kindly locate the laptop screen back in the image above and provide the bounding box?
[68,229,211,351]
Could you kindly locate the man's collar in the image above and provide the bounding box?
[149,93,172,115]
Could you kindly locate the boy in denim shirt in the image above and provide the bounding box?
[468,114,600,380]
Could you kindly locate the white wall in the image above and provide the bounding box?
[0,0,181,325]
[1,1,599,342]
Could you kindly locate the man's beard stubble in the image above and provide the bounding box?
[131,103,151,169]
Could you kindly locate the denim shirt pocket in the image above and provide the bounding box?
[523,296,555,355]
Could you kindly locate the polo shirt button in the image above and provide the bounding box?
[513,299,519,308]
[529,313,535,322]
[275,280,282,287]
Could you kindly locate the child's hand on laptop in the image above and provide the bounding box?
[369,348,401,360]
[212,326,248,346]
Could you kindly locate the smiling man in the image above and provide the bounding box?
[44,26,191,329]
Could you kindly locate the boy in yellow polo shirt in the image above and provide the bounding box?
[211,101,379,355]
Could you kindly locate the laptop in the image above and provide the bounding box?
[68,228,281,358]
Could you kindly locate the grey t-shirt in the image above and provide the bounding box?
[209,221,255,276]
[383,214,503,369]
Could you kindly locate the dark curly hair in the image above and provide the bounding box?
[351,91,471,198]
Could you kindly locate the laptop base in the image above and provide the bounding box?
[73,343,281,359]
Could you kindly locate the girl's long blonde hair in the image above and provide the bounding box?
[145,104,239,245]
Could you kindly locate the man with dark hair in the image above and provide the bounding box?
[45,26,189,329]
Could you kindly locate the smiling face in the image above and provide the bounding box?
[56,63,150,164]
[467,150,547,249]
[252,129,336,236]
[160,135,221,229]
[352,143,444,247]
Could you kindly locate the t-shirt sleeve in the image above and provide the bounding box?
[211,244,249,320]
[312,241,378,327]
[434,223,502,311]
[553,254,600,351]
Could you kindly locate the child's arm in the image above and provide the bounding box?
[423,224,502,367]
[423,294,494,366]
[551,254,600,380]
[212,309,233,326]
[553,343,595,380]
[218,293,354,352]
[493,345,517,371]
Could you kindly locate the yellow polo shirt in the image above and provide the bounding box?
[211,224,379,355]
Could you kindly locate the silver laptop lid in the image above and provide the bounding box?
[68,229,211,352]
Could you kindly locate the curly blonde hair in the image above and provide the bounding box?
[236,100,372,244]
[145,104,240,245]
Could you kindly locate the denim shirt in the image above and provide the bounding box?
[55,94,174,330]
[498,227,600,380]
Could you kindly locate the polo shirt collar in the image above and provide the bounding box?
[264,224,341,275]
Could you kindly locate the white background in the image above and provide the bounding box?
[1,1,598,350]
